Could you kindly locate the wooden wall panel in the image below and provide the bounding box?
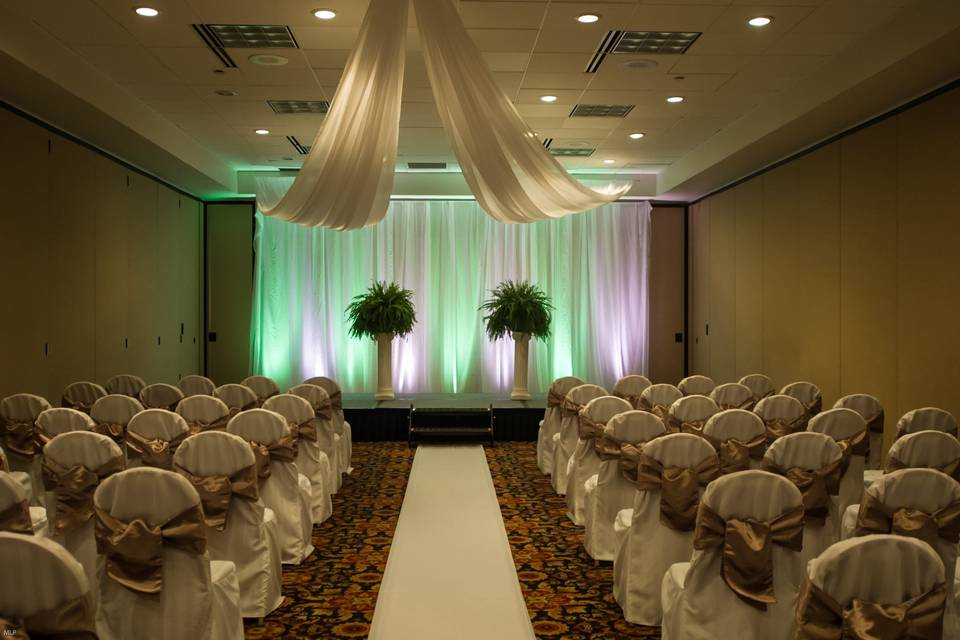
[733,180,764,378]
[125,174,160,382]
[688,200,711,375]
[156,187,181,383]
[178,199,203,379]
[94,161,130,383]
[708,189,736,384]
[648,206,685,384]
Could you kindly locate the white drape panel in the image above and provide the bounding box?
[250,182,651,394]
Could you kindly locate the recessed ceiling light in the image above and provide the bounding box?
[629,132,645,139]
[540,95,558,103]
[255,129,270,135]
[603,159,616,164]
[313,9,337,20]
[748,16,772,27]
[666,96,685,103]
[215,89,238,97]
[577,14,600,24]
[134,7,159,17]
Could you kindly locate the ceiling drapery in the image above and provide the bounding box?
[259,0,630,230]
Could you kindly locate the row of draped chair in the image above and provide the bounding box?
[536,372,960,638]
[0,373,354,640]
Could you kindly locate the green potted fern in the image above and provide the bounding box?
[480,280,553,400]
[346,281,416,400]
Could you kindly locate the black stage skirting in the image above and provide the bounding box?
[343,393,545,443]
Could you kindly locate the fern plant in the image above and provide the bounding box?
[480,280,553,340]
[346,281,417,340]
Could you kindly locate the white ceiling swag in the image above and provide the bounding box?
[259,0,631,229]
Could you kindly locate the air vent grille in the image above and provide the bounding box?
[192,25,237,68]
[268,100,329,114]
[570,104,635,118]
[549,148,595,157]
[584,31,623,74]
[287,136,311,155]
[613,31,700,55]
[407,162,448,170]
[205,24,299,49]
[541,138,553,149]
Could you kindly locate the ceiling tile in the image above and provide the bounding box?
[521,72,592,90]
[457,1,547,29]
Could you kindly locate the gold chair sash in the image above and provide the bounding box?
[328,389,343,413]
[762,458,842,526]
[578,413,607,442]
[705,434,767,475]
[0,499,32,535]
[795,576,945,640]
[292,418,317,443]
[94,503,206,594]
[644,402,673,428]
[245,435,298,483]
[174,463,259,531]
[865,409,884,434]
[34,428,56,451]
[676,418,709,437]
[93,421,126,445]
[763,415,807,444]
[313,400,334,422]
[636,453,720,531]
[61,396,95,415]
[0,593,98,640]
[594,434,625,460]
[1,418,37,461]
[835,429,870,475]
[226,400,257,419]
[856,493,960,549]
[613,391,642,410]
[694,502,804,610]
[42,456,124,535]
[547,388,566,409]
[125,430,188,470]
[186,415,230,435]
[618,443,644,486]
[717,398,754,411]
[559,398,584,420]
[885,455,960,482]
[805,397,823,417]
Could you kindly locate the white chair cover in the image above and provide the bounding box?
[834,394,885,469]
[702,409,767,473]
[104,374,146,398]
[667,395,719,436]
[780,381,823,417]
[897,407,959,439]
[611,375,652,410]
[94,467,243,640]
[808,408,869,517]
[289,384,343,492]
[885,430,960,476]
[739,374,775,404]
[584,411,666,561]
[90,394,144,456]
[763,432,844,569]
[678,375,715,397]
[227,409,314,564]
[214,384,258,416]
[139,383,185,411]
[263,394,333,522]
[174,431,283,619]
[304,376,353,474]
[754,394,807,443]
[0,449,32,505]
[176,395,232,434]
[709,383,754,411]
[61,381,107,413]
[639,384,683,422]
[0,393,51,505]
[126,409,190,469]
[612,433,718,625]
[0,471,46,536]
[242,376,281,406]
[536,376,583,475]
[0,531,96,638]
[36,407,95,442]
[550,384,607,495]
[177,375,217,397]
[660,470,804,640]
[565,396,632,524]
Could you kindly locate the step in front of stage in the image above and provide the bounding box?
[408,405,494,446]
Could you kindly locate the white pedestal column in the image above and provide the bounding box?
[375,333,395,401]
[511,331,531,401]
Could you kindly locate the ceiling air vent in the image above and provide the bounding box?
[541,138,553,149]
[549,148,595,157]
[268,100,329,114]
[584,31,623,74]
[286,136,311,155]
[407,162,448,170]
[192,25,237,68]
[613,31,701,55]
[203,24,299,49]
[570,104,635,118]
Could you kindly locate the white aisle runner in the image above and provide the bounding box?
[369,445,536,640]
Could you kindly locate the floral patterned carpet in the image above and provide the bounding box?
[243,441,659,639]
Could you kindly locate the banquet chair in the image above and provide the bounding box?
[139,382,185,411]
[701,409,766,474]
[708,382,754,411]
[638,383,683,425]
[611,374,652,410]
[42,431,123,606]
[550,384,607,495]
[90,394,144,452]
[762,431,844,569]
[754,394,807,444]
[263,393,333,522]
[612,433,719,625]
[660,470,804,640]
[884,430,960,480]
[0,449,32,506]
[125,409,190,469]
[0,531,97,638]
[678,375,715,397]
[303,376,353,474]
[536,376,583,475]
[667,395,719,436]
[178,374,217,397]
[227,409,314,564]
[565,396,633,525]
[834,393,885,469]
[177,394,232,433]
[808,408,869,517]
[584,410,666,561]
[214,383,259,417]
[289,383,343,491]
[94,467,243,640]
[61,381,107,414]
[796,535,947,640]
[738,373,775,405]
[35,407,96,447]
[896,407,958,439]
[0,393,52,505]
[0,471,47,536]
[780,381,823,418]
[104,374,146,398]
[174,431,284,619]
[242,375,281,407]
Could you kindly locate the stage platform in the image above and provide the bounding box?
[342,393,546,443]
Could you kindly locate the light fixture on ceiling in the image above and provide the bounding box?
[313,9,337,20]
[255,129,270,135]
[621,59,659,71]
[249,54,289,66]
[629,132,645,140]
[666,96,685,103]
[215,89,238,97]
[540,95,558,103]
[577,14,600,24]
[603,159,616,164]
[748,16,773,27]
[134,7,159,17]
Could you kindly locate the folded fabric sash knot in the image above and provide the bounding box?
[763,415,807,443]
[290,418,316,443]
[61,396,95,414]
[174,463,259,531]
[674,418,709,437]
[312,400,334,422]
[559,398,584,420]
[327,390,343,413]
[186,415,230,435]
[762,458,842,526]
[613,391,642,410]
[636,453,720,531]
[547,389,566,409]
[594,434,625,460]
[94,503,206,594]
[253,391,278,408]
[834,429,870,472]
[804,397,823,417]
[1,418,37,461]
[578,414,606,442]
[226,401,257,419]
[717,397,755,411]
[885,455,960,482]
[617,443,645,485]
[93,421,126,445]
[245,435,297,483]
[638,398,672,426]
[705,434,767,474]
[855,493,960,549]
[795,576,946,640]
[694,503,804,610]
[863,409,884,434]
[125,430,188,469]
[42,456,124,535]
[0,593,98,640]
[0,499,33,535]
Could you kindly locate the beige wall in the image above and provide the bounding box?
[0,107,203,401]
[648,205,685,384]
[687,85,960,456]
